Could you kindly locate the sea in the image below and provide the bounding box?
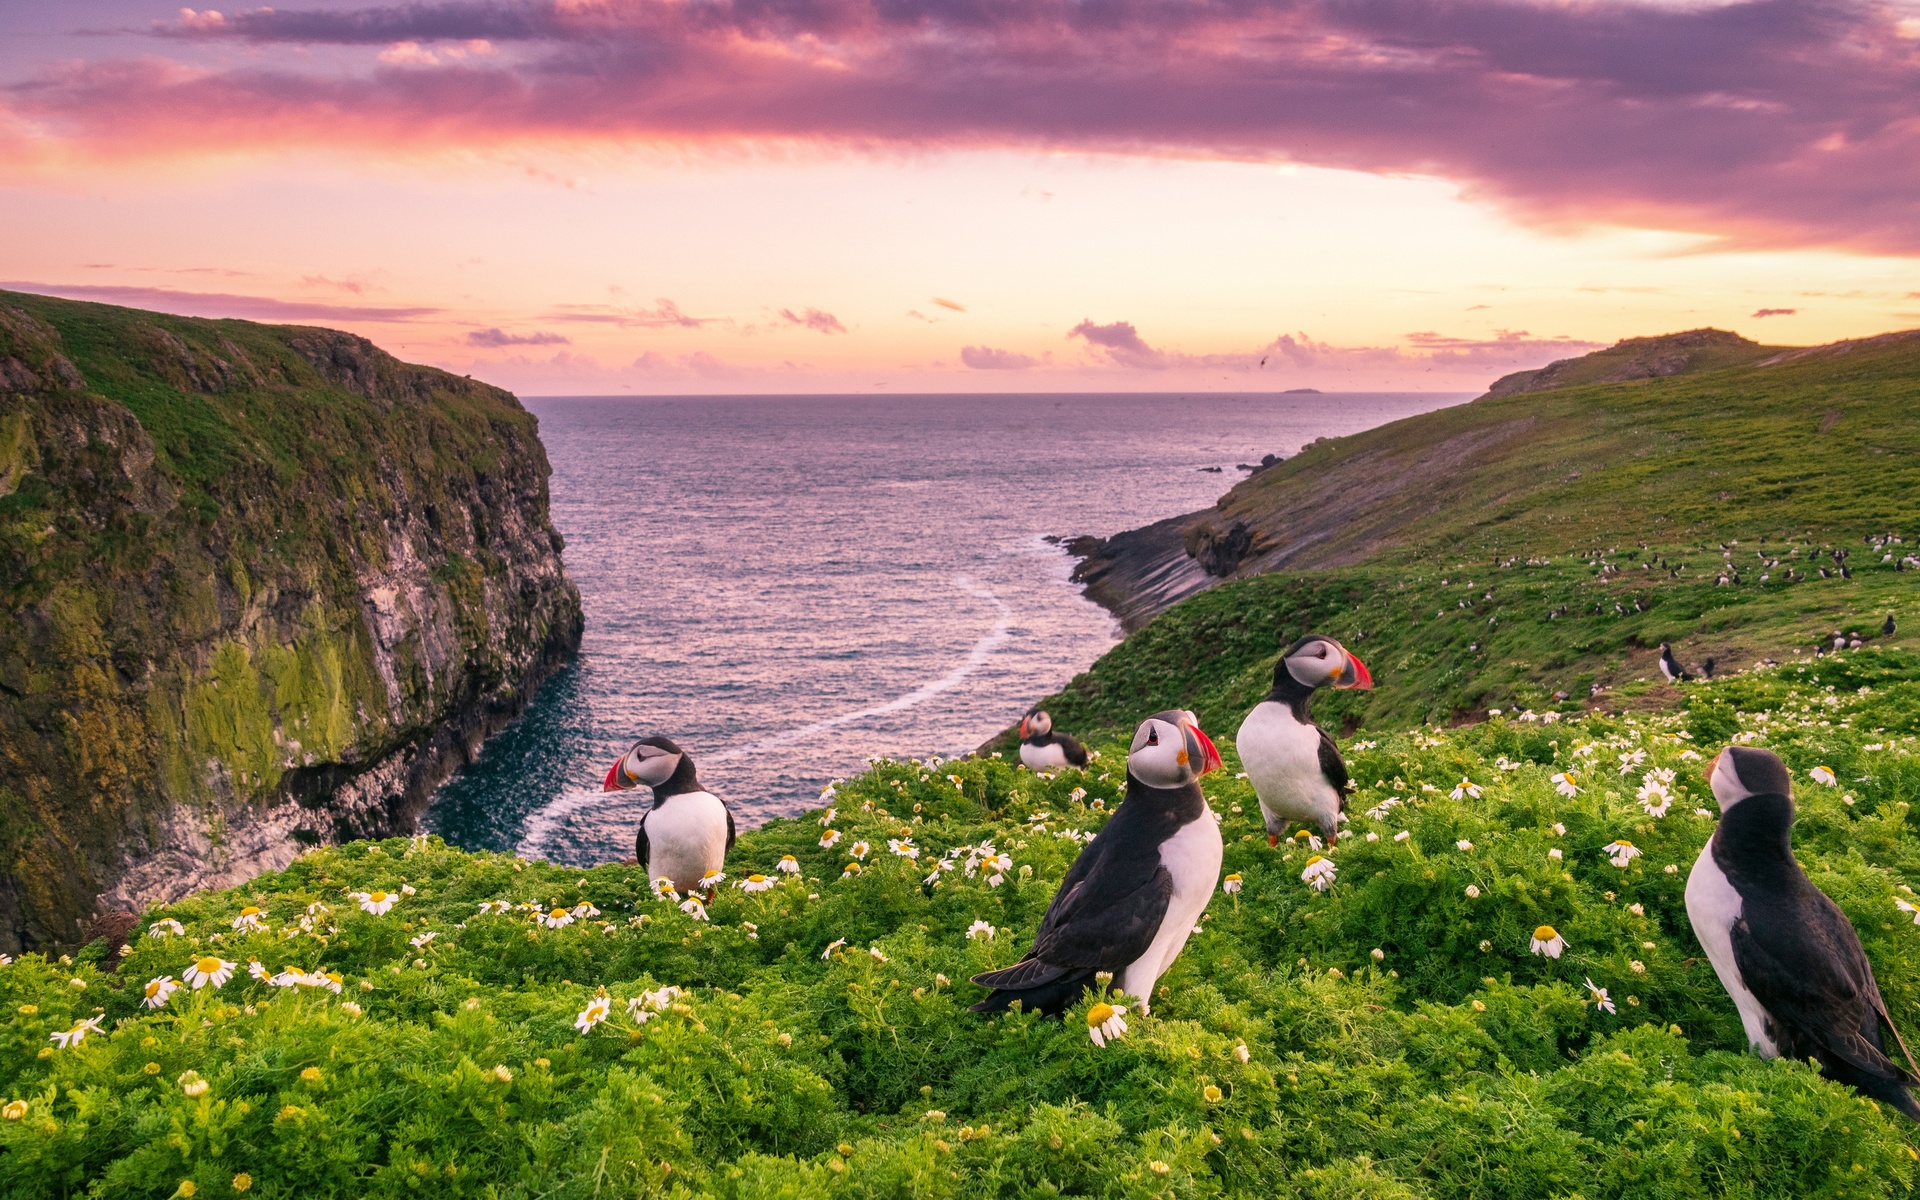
[424,392,1468,865]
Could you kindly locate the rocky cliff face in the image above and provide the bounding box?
[0,291,582,952]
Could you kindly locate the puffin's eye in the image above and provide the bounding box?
[1146,728,1159,746]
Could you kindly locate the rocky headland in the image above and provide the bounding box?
[0,291,582,953]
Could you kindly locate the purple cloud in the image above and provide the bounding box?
[960,345,1037,370]
[0,282,439,322]
[548,299,713,328]
[1069,320,1168,369]
[1751,307,1798,317]
[780,307,847,334]
[13,0,1920,251]
[467,327,570,346]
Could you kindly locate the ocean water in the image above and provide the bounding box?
[424,392,1466,865]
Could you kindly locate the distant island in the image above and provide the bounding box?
[1280,387,1322,393]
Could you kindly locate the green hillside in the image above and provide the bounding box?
[7,651,1920,1196]
[1031,328,1920,746]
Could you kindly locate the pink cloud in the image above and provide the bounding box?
[959,345,1037,370]
[466,327,570,346]
[779,307,847,334]
[13,1,1920,251]
[0,281,440,322]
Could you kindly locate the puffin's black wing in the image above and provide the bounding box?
[1731,887,1920,1117]
[970,831,1172,1011]
[1317,729,1351,814]
[635,811,650,871]
[1057,733,1091,768]
[724,802,737,853]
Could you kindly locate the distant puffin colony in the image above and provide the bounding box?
[603,623,1920,1121]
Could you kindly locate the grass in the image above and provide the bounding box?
[10,650,1920,1197]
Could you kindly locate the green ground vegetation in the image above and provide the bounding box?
[9,651,1920,1197]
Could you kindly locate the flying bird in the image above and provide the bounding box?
[970,710,1223,1016]
[603,736,735,894]
[1018,710,1090,773]
[1237,634,1373,845]
[1686,746,1920,1121]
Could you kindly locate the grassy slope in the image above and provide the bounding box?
[1029,329,1920,746]
[8,654,1920,1196]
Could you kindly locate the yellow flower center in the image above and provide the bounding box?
[196,957,222,973]
[240,907,260,917]
[1615,840,1634,848]
[1225,873,1242,881]
[1086,1003,1115,1026]
[749,875,767,883]
[369,891,388,903]
[1534,925,1559,941]
[1305,855,1325,866]
[550,909,568,919]
[1564,773,1577,783]
[1294,830,1311,840]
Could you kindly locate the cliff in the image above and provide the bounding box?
[0,291,582,953]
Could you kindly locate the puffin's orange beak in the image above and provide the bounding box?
[1190,723,1224,775]
[603,758,630,792]
[1333,646,1374,690]
[1705,750,1722,786]
[1018,716,1031,738]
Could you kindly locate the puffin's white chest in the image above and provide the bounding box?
[1236,702,1339,833]
[1684,839,1780,1056]
[1021,742,1070,772]
[644,791,731,893]
[1118,812,1223,1011]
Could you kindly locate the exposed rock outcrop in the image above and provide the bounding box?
[0,292,582,952]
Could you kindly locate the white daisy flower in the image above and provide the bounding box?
[538,908,574,929]
[679,898,709,921]
[49,1015,105,1050]
[400,885,416,896]
[148,919,186,938]
[1898,898,1920,926]
[183,955,236,989]
[1069,787,1088,803]
[1365,831,1379,842]
[1529,925,1567,958]
[1548,848,1563,861]
[572,903,601,919]
[967,920,995,940]
[1552,823,1567,836]
[640,985,682,1012]
[849,841,870,860]
[353,890,396,916]
[842,862,863,877]
[1584,977,1616,1014]
[1301,855,1337,891]
[1222,874,1243,894]
[1551,772,1580,797]
[269,968,306,988]
[409,931,437,949]
[888,839,920,860]
[1393,830,1411,842]
[231,906,267,932]
[1234,1043,1250,1063]
[819,807,836,825]
[574,993,611,1033]
[1810,766,1837,786]
[477,900,512,915]
[1464,885,1481,898]
[247,960,271,981]
[819,829,842,850]
[737,874,776,893]
[1627,903,1644,916]
[1086,1002,1128,1047]
[700,870,726,889]
[822,938,848,960]
[1603,840,1642,869]
[869,946,889,962]
[651,876,680,901]
[1456,839,1474,852]
[178,1070,209,1096]
[1293,831,1325,852]
[1450,779,1483,801]
[142,976,181,1009]
[339,1001,363,1017]
[776,855,801,875]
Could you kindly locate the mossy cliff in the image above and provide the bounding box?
[0,291,582,953]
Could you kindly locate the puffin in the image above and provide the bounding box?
[1659,642,1691,683]
[970,710,1223,1016]
[602,736,735,894]
[1018,710,1090,773]
[1886,614,1898,638]
[1236,634,1373,846]
[1685,746,1920,1120]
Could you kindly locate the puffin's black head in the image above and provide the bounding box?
[1128,709,1222,789]
[1706,745,1793,812]
[603,736,691,792]
[1020,710,1053,739]
[1275,634,1374,695]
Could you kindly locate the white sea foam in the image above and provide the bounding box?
[516,787,608,860]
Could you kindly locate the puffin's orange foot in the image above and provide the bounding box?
[1268,833,1280,848]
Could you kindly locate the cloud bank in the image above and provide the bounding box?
[8,0,1918,252]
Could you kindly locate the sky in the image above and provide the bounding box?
[2,0,1918,394]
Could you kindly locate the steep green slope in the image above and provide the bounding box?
[0,291,582,954]
[1037,328,1920,744]
[6,652,1920,1197]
